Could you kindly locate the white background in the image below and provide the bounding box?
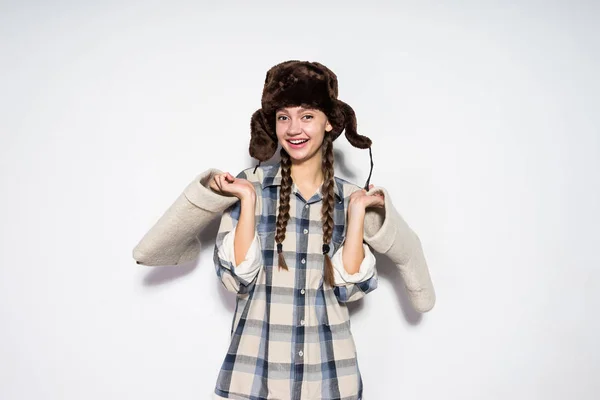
[1,0,598,399]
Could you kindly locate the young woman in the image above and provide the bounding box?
[209,60,384,400]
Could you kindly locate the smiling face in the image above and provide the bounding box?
[275,106,333,163]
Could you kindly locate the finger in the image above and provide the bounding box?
[211,178,220,192]
[368,194,384,204]
[368,199,385,208]
[220,175,230,187]
[215,175,224,191]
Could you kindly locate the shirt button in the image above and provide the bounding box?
[300,289,305,295]
[301,258,306,264]
[300,319,305,326]
[305,204,309,209]
[298,350,304,357]
[303,228,308,234]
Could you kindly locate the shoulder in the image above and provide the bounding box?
[234,163,279,188]
[333,175,364,200]
[235,165,267,183]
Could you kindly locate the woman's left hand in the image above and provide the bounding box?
[348,184,385,214]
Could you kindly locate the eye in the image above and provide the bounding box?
[277,115,288,121]
[302,114,313,120]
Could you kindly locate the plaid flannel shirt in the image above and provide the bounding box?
[213,162,378,400]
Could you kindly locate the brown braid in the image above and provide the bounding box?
[321,133,336,287]
[275,148,292,270]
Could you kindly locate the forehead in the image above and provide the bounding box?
[276,106,320,114]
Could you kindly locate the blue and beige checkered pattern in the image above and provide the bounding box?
[213,162,378,400]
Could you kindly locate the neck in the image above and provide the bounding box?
[290,153,323,187]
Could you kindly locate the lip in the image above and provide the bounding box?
[287,139,309,149]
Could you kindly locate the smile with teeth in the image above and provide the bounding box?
[287,138,310,148]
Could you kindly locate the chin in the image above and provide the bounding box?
[287,152,314,163]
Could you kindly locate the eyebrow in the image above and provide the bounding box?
[276,107,312,114]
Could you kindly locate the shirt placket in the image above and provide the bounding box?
[292,197,313,399]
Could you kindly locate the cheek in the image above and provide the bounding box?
[275,126,285,141]
[306,125,325,142]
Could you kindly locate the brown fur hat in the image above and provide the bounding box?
[249,60,373,164]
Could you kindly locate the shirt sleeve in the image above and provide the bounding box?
[213,199,262,295]
[331,242,376,284]
[330,242,378,303]
[217,225,262,283]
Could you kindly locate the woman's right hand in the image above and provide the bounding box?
[209,172,256,201]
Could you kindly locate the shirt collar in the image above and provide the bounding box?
[261,162,344,201]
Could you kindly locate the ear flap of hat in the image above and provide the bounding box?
[250,109,278,161]
[339,100,372,149]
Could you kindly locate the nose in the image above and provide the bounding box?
[287,118,302,135]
